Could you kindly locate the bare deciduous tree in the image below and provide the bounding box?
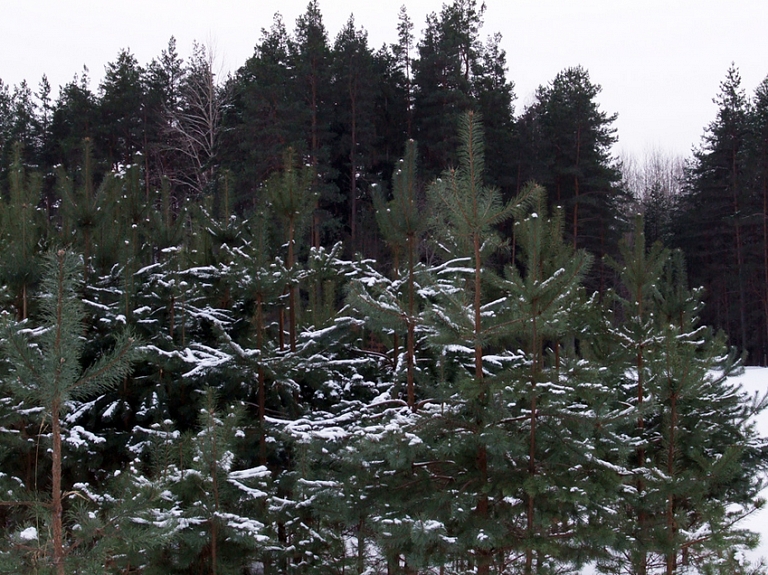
[164,42,231,197]
[620,146,685,202]
[620,146,685,245]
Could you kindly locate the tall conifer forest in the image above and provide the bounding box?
[1,1,768,573]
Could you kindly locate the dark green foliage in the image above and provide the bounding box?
[98,49,146,167]
[143,37,185,191]
[674,66,753,355]
[145,389,270,575]
[368,139,426,407]
[412,0,489,178]
[331,16,379,252]
[1,249,138,573]
[0,144,45,320]
[749,75,768,364]
[49,68,100,171]
[601,222,768,575]
[0,8,766,575]
[1,82,42,171]
[516,66,626,288]
[473,32,516,195]
[226,15,302,199]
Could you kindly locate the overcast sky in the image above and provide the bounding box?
[3,0,767,160]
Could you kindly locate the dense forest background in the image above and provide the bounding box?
[0,2,767,362]
[0,1,767,573]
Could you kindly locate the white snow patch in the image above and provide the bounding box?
[19,527,37,541]
[733,367,768,566]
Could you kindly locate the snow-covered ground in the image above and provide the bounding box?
[734,367,768,565]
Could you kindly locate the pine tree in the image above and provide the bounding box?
[146,388,271,574]
[517,66,624,288]
[369,139,425,409]
[368,42,410,192]
[423,110,528,574]
[0,144,44,320]
[267,147,316,352]
[604,216,671,574]
[291,0,337,247]
[98,48,146,167]
[219,211,290,464]
[496,187,597,574]
[747,75,768,364]
[473,32,516,196]
[143,37,186,193]
[602,221,767,575]
[227,15,303,200]
[412,1,483,177]
[49,68,100,170]
[36,75,55,170]
[2,81,42,170]
[391,5,415,137]
[58,138,113,284]
[331,16,378,252]
[675,65,753,355]
[0,79,11,173]
[2,249,137,574]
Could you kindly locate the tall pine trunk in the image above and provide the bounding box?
[731,141,747,350]
[666,388,678,575]
[51,399,64,575]
[407,234,416,410]
[763,177,768,364]
[257,294,267,465]
[288,218,297,353]
[349,78,358,250]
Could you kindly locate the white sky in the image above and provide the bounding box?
[2,0,767,161]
